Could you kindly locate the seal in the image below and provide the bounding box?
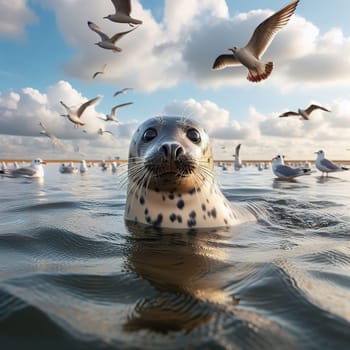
[125,116,253,229]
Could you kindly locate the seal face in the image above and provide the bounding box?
[125,116,249,229]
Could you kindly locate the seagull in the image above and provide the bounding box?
[272,154,311,180]
[59,162,78,174]
[113,87,133,97]
[97,128,114,136]
[233,143,242,171]
[111,161,118,173]
[279,104,331,120]
[92,63,107,79]
[60,96,100,127]
[80,160,88,173]
[315,150,348,177]
[87,21,137,52]
[104,0,143,26]
[2,159,46,178]
[39,121,63,147]
[212,0,299,82]
[98,102,133,122]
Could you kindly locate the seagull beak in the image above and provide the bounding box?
[41,161,47,164]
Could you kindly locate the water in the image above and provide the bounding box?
[0,163,349,349]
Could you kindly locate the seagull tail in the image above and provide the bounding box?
[247,62,274,83]
[341,166,349,171]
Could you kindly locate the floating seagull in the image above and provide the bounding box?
[2,159,46,178]
[272,154,311,180]
[315,150,348,177]
[39,121,63,147]
[104,0,143,26]
[80,160,88,173]
[97,128,114,136]
[111,161,118,173]
[113,87,133,97]
[279,104,331,120]
[88,21,137,52]
[59,162,78,174]
[92,63,107,79]
[212,0,299,82]
[233,143,242,171]
[60,97,100,127]
[98,102,133,122]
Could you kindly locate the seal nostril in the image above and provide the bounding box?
[160,143,184,160]
[175,145,184,159]
[160,145,169,158]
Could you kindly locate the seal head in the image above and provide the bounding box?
[125,116,251,229]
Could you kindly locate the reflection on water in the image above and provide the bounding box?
[0,164,349,349]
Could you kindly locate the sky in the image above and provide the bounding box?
[1,0,350,161]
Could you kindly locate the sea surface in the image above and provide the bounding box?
[0,162,350,350]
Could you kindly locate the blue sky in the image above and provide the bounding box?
[1,0,350,160]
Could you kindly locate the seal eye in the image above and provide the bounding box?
[186,128,201,144]
[143,128,157,142]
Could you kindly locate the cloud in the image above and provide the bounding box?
[1,84,350,159]
[162,98,253,140]
[0,0,37,39]
[0,81,139,159]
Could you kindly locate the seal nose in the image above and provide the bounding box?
[160,142,184,160]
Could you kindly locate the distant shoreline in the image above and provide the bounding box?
[1,159,350,165]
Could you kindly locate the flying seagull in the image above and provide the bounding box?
[97,128,114,136]
[104,0,143,26]
[60,97,100,127]
[272,154,311,180]
[279,104,330,120]
[87,21,137,52]
[39,121,63,147]
[315,150,348,177]
[113,87,133,97]
[92,63,107,79]
[212,0,299,82]
[98,102,133,122]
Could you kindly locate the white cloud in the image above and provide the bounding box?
[0,0,37,39]
[0,81,139,159]
[1,86,350,159]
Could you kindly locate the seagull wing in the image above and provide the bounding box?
[275,164,300,177]
[77,97,100,118]
[104,130,114,135]
[320,158,339,170]
[13,167,37,177]
[279,111,299,118]
[88,21,109,41]
[111,102,133,116]
[110,26,137,43]
[39,121,48,132]
[212,54,240,70]
[121,87,132,93]
[245,0,299,59]
[235,143,241,156]
[305,104,331,115]
[60,101,71,113]
[111,0,131,15]
[92,71,102,79]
